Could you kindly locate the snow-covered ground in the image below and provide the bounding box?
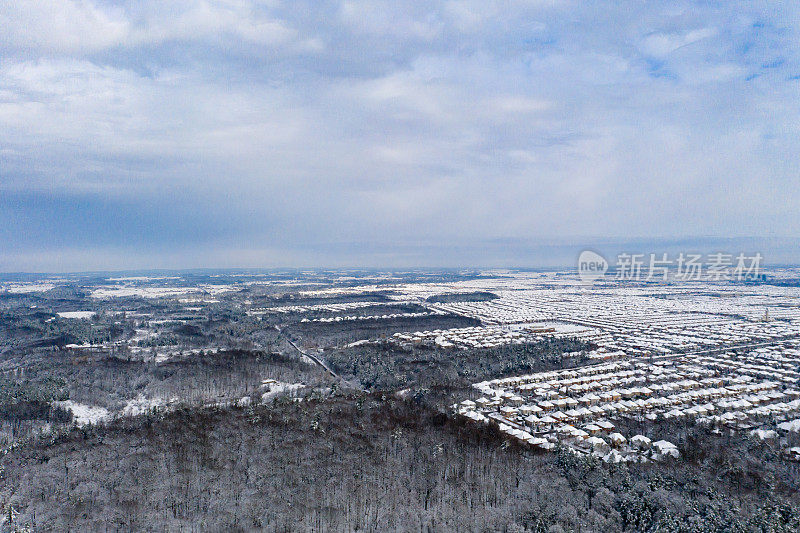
[2,283,56,293]
[55,401,110,426]
[261,381,305,401]
[57,311,96,319]
[90,286,198,299]
[345,339,372,348]
[106,276,181,281]
[122,396,172,416]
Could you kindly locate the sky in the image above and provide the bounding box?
[1,1,799,271]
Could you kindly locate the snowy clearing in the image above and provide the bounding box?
[57,311,96,319]
[55,401,110,426]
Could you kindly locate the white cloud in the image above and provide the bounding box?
[1,1,799,269]
[1,1,305,54]
[640,27,718,57]
[1,1,129,53]
[491,96,552,114]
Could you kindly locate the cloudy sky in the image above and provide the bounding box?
[1,1,799,271]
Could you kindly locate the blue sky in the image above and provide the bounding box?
[1,1,799,271]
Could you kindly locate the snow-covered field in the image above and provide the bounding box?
[91,286,199,299]
[91,283,237,299]
[57,311,96,319]
[2,283,56,293]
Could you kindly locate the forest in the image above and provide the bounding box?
[325,337,591,391]
[2,392,799,532]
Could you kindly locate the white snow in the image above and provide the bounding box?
[3,283,55,293]
[122,396,168,416]
[261,381,304,401]
[778,419,800,432]
[345,339,372,348]
[55,401,110,426]
[107,276,180,281]
[90,286,198,299]
[57,311,96,319]
[750,429,778,440]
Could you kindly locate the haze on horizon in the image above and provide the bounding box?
[1,1,799,272]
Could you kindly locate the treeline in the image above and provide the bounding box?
[257,291,396,307]
[0,310,126,351]
[11,349,330,412]
[1,393,798,532]
[325,337,592,391]
[285,303,430,322]
[286,314,481,347]
[0,348,333,449]
[426,291,500,303]
[0,377,72,446]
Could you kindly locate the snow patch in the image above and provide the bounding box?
[91,286,198,299]
[3,283,56,293]
[55,401,110,426]
[345,339,372,348]
[261,381,304,401]
[58,311,96,319]
[122,396,169,416]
